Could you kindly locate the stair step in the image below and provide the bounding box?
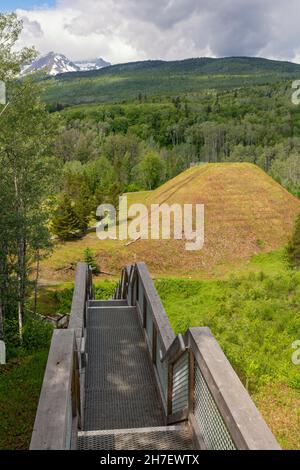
[86,305,140,335]
[87,306,137,329]
[88,299,128,307]
[78,425,194,450]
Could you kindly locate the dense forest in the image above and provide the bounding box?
[47,81,300,240]
[43,56,300,105]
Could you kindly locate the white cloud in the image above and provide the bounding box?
[15,0,300,64]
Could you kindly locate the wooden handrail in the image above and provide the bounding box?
[30,263,92,450]
[186,327,281,450]
[135,263,175,354]
[69,263,89,336]
[160,334,186,365]
[30,330,79,450]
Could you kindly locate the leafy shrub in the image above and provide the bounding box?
[155,272,300,393]
[94,280,118,300]
[286,212,300,269]
[4,315,53,359]
[83,248,99,274]
[51,287,74,314]
[22,317,53,353]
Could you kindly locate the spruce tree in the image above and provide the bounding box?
[74,180,93,232]
[83,248,99,274]
[52,195,81,241]
[287,213,300,269]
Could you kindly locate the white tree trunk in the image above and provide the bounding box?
[0,340,6,365]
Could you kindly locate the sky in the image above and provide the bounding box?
[1,0,300,64]
[0,1,54,10]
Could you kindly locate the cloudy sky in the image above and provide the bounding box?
[2,0,300,64]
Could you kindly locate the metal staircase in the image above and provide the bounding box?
[30,263,281,451]
[79,299,193,449]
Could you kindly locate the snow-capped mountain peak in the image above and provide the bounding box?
[74,57,111,71]
[21,52,80,76]
[21,52,111,76]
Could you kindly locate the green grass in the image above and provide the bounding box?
[34,279,118,318]
[154,269,300,449]
[0,350,49,450]
[156,272,300,390]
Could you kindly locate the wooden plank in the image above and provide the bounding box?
[135,263,175,353]
[167,363,173,416]
[30,329,76,450]
[161,334,186,365]
[188,350,195,416]
[152,323,157,364]
[69,263,88,353]
[69,263,88,332]
[187,327,281,450]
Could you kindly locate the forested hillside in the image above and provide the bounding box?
[43,56,300,106]
[46,80,300,230]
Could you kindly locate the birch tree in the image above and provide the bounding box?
[0,13,37,346]
[0,79,57,339]
[0,13,57,342]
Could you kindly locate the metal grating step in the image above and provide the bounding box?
[78,425,194,450]
[87,307,137,329]
[88,300,128,308]
[84,305,165,431]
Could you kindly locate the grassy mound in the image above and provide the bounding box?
[130,163,300,275]
[38,163,300,282]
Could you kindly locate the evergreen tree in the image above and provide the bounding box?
[83,248,99,274]
[287,213,300,269]
[52,195,81,241]
[73,180,93,232]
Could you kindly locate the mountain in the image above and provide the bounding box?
[74,58,111,71]
[22,52,111,76]
[43,56,300,106]
[58,56,300,79]
[22,52,80,76]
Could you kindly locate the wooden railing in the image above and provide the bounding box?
[116,262,281,450]
[30,263,92,450]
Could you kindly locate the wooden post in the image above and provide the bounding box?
[143,294,147,329]
[152,323,157,364]
[167,363,173,416]
[188,350,195,415]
